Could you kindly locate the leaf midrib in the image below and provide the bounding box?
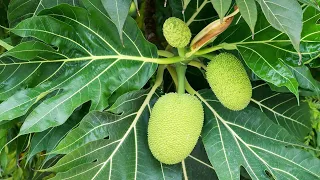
[0,55,159,66]
[20,60,148,135]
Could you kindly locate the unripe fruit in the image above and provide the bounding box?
[206,53,252,111]
[163,17,191,48]
[148,93,204,164]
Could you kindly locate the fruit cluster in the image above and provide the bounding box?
[148,17,252,165]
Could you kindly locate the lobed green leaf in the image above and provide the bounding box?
[0,0,158,135]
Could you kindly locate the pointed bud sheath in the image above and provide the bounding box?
[206,53,252,111]
[148,93,204,164]
[163,17,191,48]
[190,6,239,51]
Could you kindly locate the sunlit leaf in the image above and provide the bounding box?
[235,0,257,34]
[45,90,180,179]
[44,87,217,179]
[26,103,88,163]
[198,89,320,180]
[0,0,158,135]
[101,0,131,42]
[289,65,320,96]
[256,0,303,53]
[251,83,313,140]
[7,0,80,27]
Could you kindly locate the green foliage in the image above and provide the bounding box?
[0,2,158,135]
[210,0,232,20]
[199,89,320,180]
[206,53,252,111]
[101,0,132,41]
[0,0,320,179]
[235,0,257,34]
[252,84,313,140]
[148,93,204,164]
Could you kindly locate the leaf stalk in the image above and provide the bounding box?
[0,39,13,51]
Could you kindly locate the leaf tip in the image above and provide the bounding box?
[251,32,255,40]
[298,52,302,65]
[296,94,300,106]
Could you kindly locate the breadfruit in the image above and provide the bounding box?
[148,93,204,164]
[206,53,252,111]
[163,17,191,48]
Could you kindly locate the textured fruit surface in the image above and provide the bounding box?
[148,93,204,164]
[206,53,252,111]
[163,17,191,48]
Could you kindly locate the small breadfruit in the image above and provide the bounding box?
[148,93,204,164]
[163,17,191,48]
[206,53,252,111]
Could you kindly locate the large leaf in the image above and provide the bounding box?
[197,89,320,180]
[50,90,156,155]
[0,0,158,135]
[251,83,313,140]
[255,0,303,53]
[45,89,216,179]
[235,0,257,34]
[264,64,320,97]
[26,103,88,163]
[216,6,320,97]
[210,0,232,20]
[289,65,320,96]
[7,0,80,27]
[101,0,131,42]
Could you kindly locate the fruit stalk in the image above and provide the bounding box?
[176,63,187,94]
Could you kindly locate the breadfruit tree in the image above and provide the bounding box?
[0,0,320,179]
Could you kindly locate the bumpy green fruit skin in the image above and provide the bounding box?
[206,53,252,111]
[163,17,191,48]
[148,93,204,164]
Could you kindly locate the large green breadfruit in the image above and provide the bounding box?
[163,17,191,48]
[148,93,204,164]
[206,53,252,111]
